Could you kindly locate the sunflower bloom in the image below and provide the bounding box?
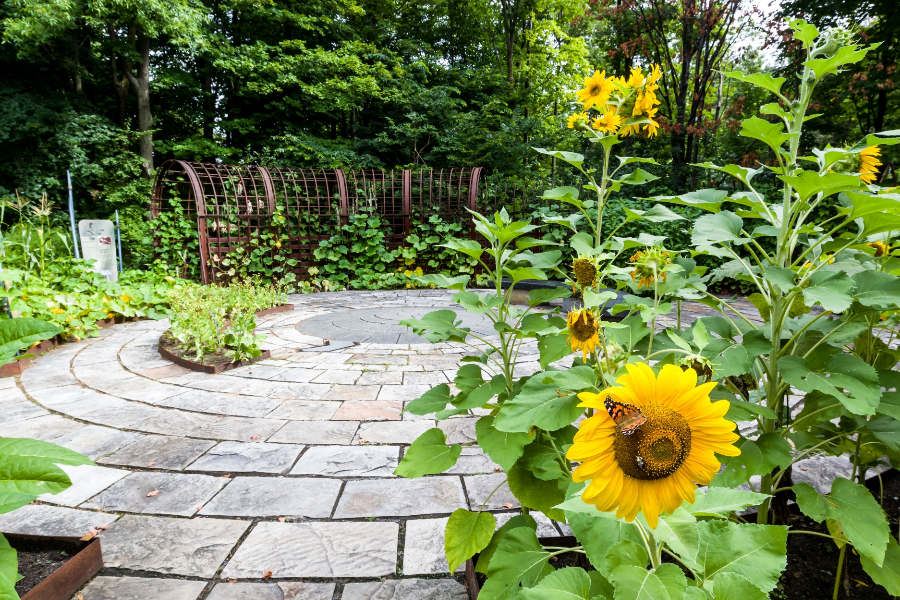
[567,363,740,528]
[567,112,591,130]
[869,241,890,257]
[859,146,882,184]
[572,256,598,287]
[567,310,600,357]
[629,246,671,288]
[577,71,615,110]
[592,107,623,134]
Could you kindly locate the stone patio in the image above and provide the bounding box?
[1,288,844,599]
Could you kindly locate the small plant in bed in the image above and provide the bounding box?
[164,280,285,365]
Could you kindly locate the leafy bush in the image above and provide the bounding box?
[166,281,287,361]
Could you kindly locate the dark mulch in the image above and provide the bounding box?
[10,537,85,596]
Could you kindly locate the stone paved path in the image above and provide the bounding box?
[1,289,854,600]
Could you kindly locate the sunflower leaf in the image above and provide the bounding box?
[392,428,460,478]
[493,367,594,432]
[517,567,594,600]
[445,508,496,573]
[610,563,686,600]
[507,463,567,521]
[861,536,900,595]
[710,572,769,600]
[475,514,537,574]
[687,488,771,518]
[482,526,554,594]
[475,415,530,472]
[692,521,788,594]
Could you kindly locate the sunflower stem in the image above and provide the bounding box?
[833,544,847,600]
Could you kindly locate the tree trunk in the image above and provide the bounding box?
[108,24,131,128]
[124,32,154,177]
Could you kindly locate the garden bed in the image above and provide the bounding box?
[9,535,102,600]
[158,331,270,374]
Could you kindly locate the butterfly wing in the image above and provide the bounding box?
[604,395,646,435]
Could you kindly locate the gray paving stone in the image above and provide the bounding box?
[377,385,433,402]
[268,420,358,445]
[321,384,380,401]
[357,372,404,385]
[438,417,478,444]
[100,515,249,577]
[118,382,189,403]
[0,414,84,441]
[38,464,130,507]
[270,369,325,383]
[792,455,856,494]
[20,360,78,391]
[334,477,466,518]
[263,400,339,420]
[155,389,283,417]
[132,410,287,441]
[446,448,502,475]
[99,435,216,470]
[290,446,398,477]
[78,576,207,600]
[342,579,467,600]
[188,441,303,473]
[0,504,117,538]
[80,402,166,428]
[260,382,333,400]
[52,425,143,460]
[464,474,519,510]
[81,471,229,516]
[199,476,342,518]
[402,517,462,575]
[5,401,47,424]
[207,582,336,600]
[221,521,398,578]
[355,421,434,444]
[403,372,449,386]
[29,385,111,415]
[495,511,560,537]
[311,370,360,384]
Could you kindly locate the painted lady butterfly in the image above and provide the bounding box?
[604,395,646,435]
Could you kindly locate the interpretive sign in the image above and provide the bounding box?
[78,220,118,282]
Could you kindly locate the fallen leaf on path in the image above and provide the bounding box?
[146,490,160,497]
[222,474,231,478]
[493,466,501,472]
[278,517,286,522]
[148,461,155,466]
[95,525,108,530]
[263,569,273,581]
[251,436,261,440]
[503,502,513,509]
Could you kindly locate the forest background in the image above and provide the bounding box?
[0,0,897,269]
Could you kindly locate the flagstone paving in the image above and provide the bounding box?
[1,288,833,599]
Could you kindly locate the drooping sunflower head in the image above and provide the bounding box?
[567,309,599,357]
[677,354,715,383]
[868,240,891,257]
[592,106,623,134]
[629,246,671,288]
[859,146,882,185]
[567,112,591,131]
[577,70,615,110]
[567,363,740,528]
[572,256,598,287]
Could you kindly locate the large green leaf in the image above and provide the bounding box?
[493,367,595,432]
[403,383,452,415]
[801,270,854,312]
[722,71,786,98]
[692,521,788,594]
[518,567,593,600]
[538,332,572,369]
[399,309,467,342]
[647,507,699,563]
[711,434,790,488]
[566,508,643,571]
[804,44,871,79]
[0,438,92,497]
[476,514,536,574]
[393,428,460,478]
[687,488,771,518]
[507,463,566,520]
[691,211,747,246]
[842,191,900,220]
[711,572,768,600]
[482,527,554,599]
[779,171,860,202]
[0,534,17,600]
[652,189,729,213]
[533,148,584,169]
[445,508,496,573]
[861,536,900,595]
[603,539,649,579]
[610,564,686,600]
[778,354,881,415]
[853,270,900,308]
[739,116,796,153]
[475,415,529,472]
[623,204,684,224]
[794,478,889,567]
[415,272,472,289]
[0,317,60,367]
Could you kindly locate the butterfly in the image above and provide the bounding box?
[604,395,646,435]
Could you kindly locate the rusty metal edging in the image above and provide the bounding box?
[468,167,483,241]
[402,169,412,237]
[335,169,350,224]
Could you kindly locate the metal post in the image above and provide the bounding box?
[67,171,80,259]
[115,210,124,272]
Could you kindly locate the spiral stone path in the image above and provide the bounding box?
[0,289,852,600]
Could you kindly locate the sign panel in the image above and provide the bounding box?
[78,220,118,282]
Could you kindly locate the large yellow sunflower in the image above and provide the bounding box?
[859,146,882,184]
[567,363,740,529]
[567,309,600,357]
[577,71,615,110]
[592,106,623,134]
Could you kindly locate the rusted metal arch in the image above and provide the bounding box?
[151,163,485,283]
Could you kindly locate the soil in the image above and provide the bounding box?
[9,537,85,597]
[469,473,900,599]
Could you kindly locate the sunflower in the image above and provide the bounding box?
[592,107,622,134]
[629,246,671,288]
[577,71,615,110]
[643,107,660,138]
[567,309,600,357]
[567,363,740,528]
[567,112,591,130]
[869,240,890,257]
[859,146,882,185]
[572,256,598,287]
